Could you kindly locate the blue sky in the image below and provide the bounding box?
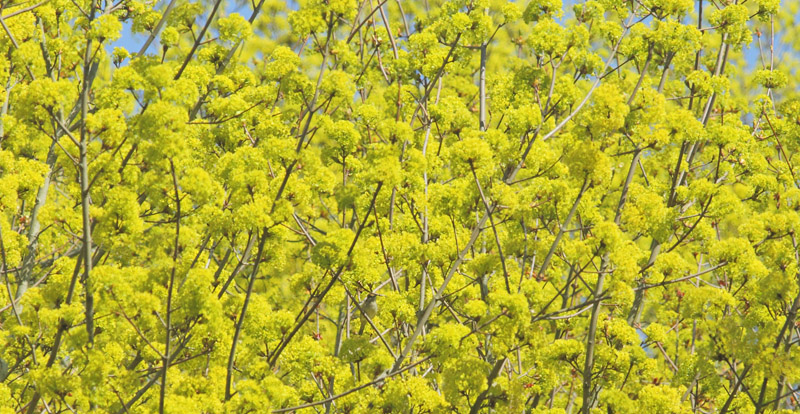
[110,0,772,70]
[108,0,252,55]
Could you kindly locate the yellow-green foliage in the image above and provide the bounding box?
[1,0,800,413]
